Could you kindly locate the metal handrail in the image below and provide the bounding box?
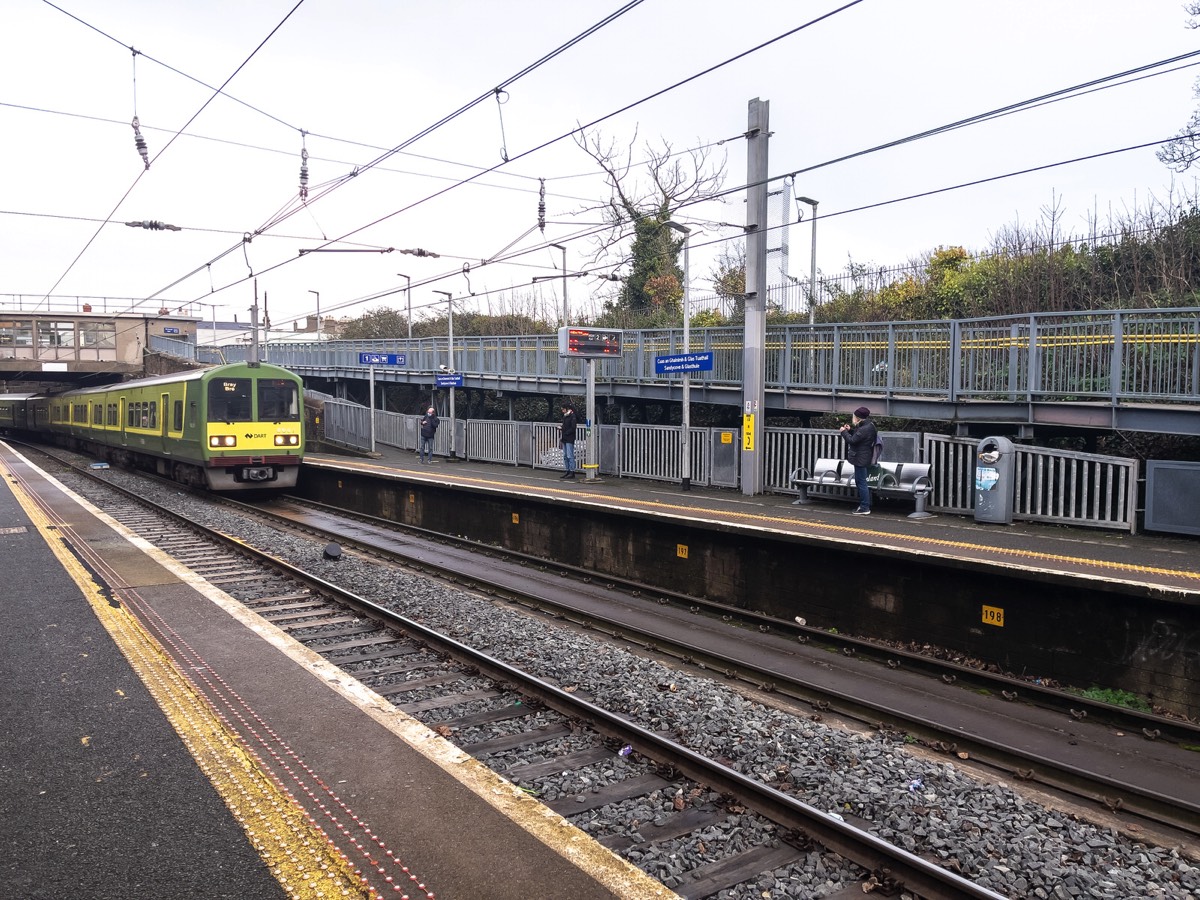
[167,306,1200,407]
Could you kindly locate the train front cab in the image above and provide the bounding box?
[203,368,303,490]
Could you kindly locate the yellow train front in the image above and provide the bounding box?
[35,362,304,491]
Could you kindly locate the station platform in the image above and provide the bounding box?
[0,441,672,900]
[306,445,1200,600]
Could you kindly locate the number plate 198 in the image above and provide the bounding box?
[982,605,1005,627]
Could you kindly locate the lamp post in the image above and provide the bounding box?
[796,197,818,325]
[549,243,568,325]
[663,220,692,491]
[396,273,411,339]
[308,289,321,340]
[433,290,455,459]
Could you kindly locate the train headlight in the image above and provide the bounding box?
[209,435,237,448]
[274,434,299,447]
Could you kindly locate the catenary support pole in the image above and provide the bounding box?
[742,97,770,496]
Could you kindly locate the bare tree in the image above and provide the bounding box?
[574,128,725,324]
[1157,3,1200,171]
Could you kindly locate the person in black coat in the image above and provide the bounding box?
[418,406,439,464]
[839,406,878,515]
[559,404,578,479]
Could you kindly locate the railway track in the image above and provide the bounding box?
[19,446,1200,899]
[244,494,1200,839]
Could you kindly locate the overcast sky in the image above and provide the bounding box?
[3,0,1198,334]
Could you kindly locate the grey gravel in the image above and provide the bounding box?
[56,467,1200,899]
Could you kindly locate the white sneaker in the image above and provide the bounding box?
[853,508,871,515]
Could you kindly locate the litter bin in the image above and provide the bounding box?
[974,436,1015,524]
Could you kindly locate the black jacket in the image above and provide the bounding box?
[840,418,878,467]
[419,412,439,439]
[561,409,578,443]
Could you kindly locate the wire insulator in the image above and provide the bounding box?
[537,178,546,233]
[299,146,309,201]
[131,116,150,170]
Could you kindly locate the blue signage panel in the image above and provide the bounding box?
[163,327,180,334]
[435,373,464,387]
[359,352,407,366]
[654,352,714,374]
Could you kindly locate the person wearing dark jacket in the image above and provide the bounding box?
[839,406,878,515]
[418,406,439,464]
[559,404,578,479]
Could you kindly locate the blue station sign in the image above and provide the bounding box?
[435,373,464,387]
[359,352,407,366]
[654,352,714,375]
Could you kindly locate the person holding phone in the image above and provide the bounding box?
[839,406,878,515]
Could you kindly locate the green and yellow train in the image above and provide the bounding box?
[0,362,304,491]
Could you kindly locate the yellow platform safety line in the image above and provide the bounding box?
[3,461,370,900]
[379,461,1200,585]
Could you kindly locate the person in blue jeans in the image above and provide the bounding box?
[418,406,439,463]
[559,404,578,479]
[839,406,878,515]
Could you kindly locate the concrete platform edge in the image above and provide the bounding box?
[6,450,676,900]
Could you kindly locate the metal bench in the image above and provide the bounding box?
[790,459,934,519]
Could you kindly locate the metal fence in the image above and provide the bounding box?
[922,434,1138,531]
[319,401,1141,532]
[207,307,1200,411]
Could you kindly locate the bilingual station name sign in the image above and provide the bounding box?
[435,373,464,387]
[654,352,714,375]
[359,352,407,366]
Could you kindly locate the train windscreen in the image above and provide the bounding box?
[257,378,300,422]
[209,378,253,422]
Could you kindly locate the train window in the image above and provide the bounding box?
[92,404,102,425]
[257,379,300,421]
[107,403,118,427]
[148,401,157,428]
[209,378,252,422]
[173,400,183,432]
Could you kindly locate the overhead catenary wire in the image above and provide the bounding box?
[204,40,1182,316]
[98,1,654,309]
[267,7,1192,302]
[0,98,719,213]
[171,3,868,308]
[35,0,310,308]
[39,0,702,193]
[25,0,1190,324]
[25,1,868,315]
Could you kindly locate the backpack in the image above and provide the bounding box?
[871,436,884,465]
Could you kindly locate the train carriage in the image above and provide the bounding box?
[24,362,304,491]
[0,392,37,432]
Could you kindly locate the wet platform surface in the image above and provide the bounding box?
[0,441,670,900]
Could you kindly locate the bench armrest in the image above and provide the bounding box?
[789,466,811,484]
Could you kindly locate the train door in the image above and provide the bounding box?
[119,397,128,446]
[159,392,170,455]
